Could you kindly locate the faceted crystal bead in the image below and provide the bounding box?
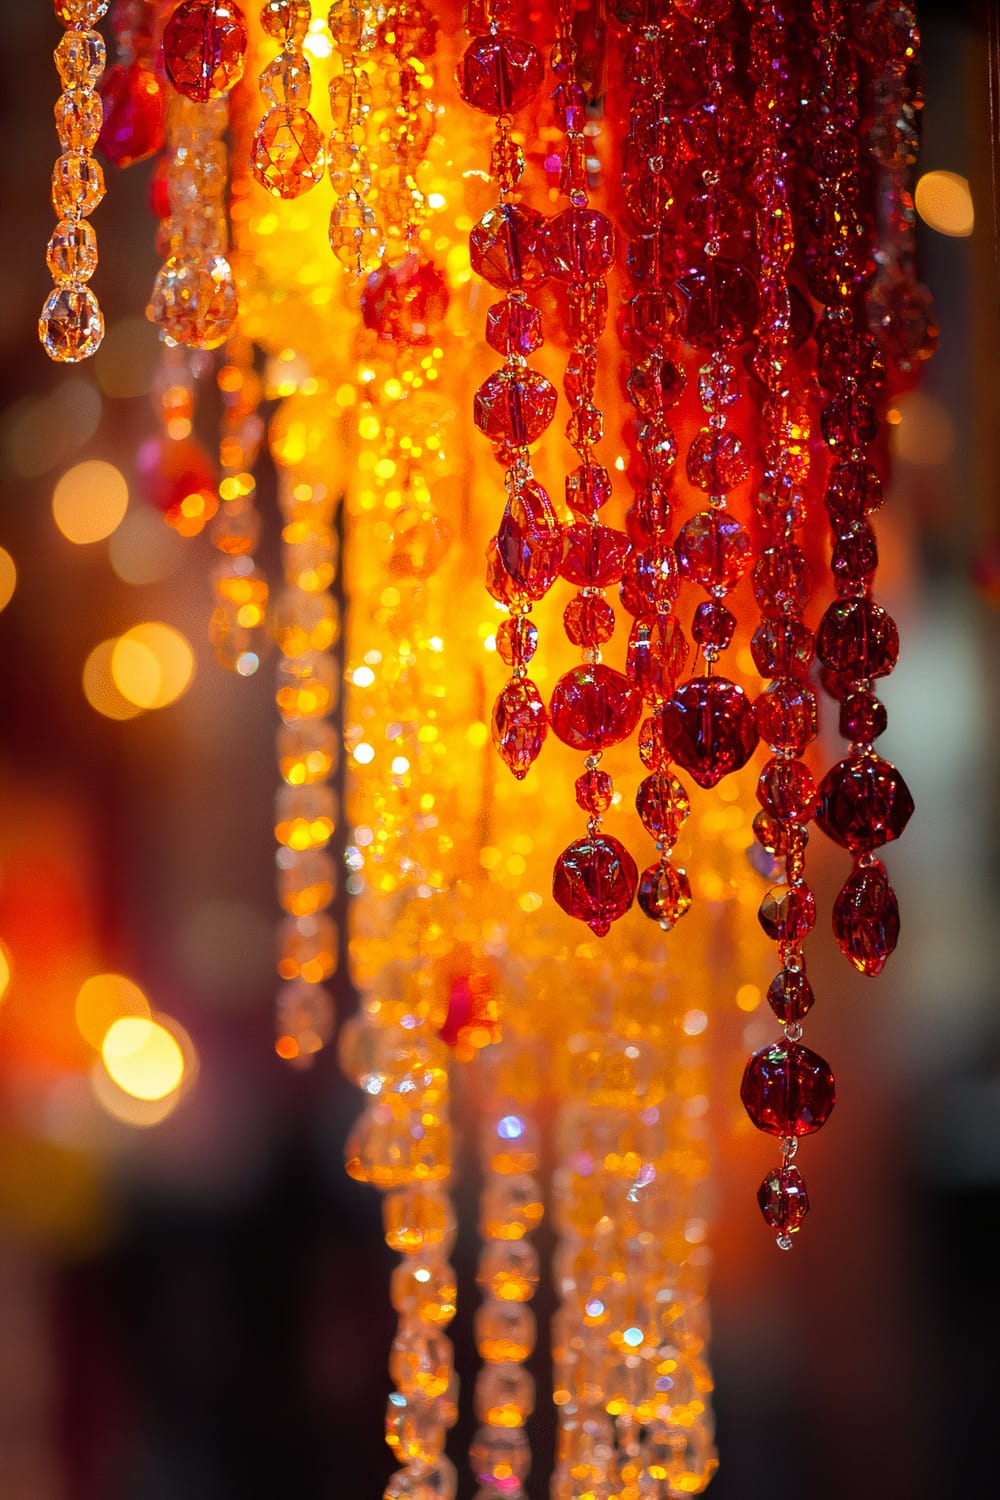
[251,107,326,199]
[675,259,760,348]
[840,689,887,743]
[485,298,542,356]
[563,594,614,647]
[552,834,638,936]
[492,677,547,779]
[627,353,685,414]
[685,429,750,496]
[389,1327,454,1402]
[52,151,106,218]
[386,1393,449,1471]
[54,0,109,23]
[676,510,752,591]
[757,755,816,822]
[758,883,816,942]
[832,520,879,598]
[636,859,692,928]
[474,369,556,446]
[740,1041,836,1136]
[546,207,616,283]
[637,714,669,771]
[817,598,899,681]
[565,463,612,517]
[626,289,673,345]
[47,220,98,284]
[815,753,913,854]
[38,284,104,361]
[384,1185,456,1255]
[475,1300,537,1362]
[329,191,383,274]
[754,681,818,756]
[475,1362,535,1426]
[565,404,603,449]
[636,422,678,486]
[260,48,312,106]
[766,968,815,1025]
[575,767,613,814]
[162,1,248,101]
[662,677,759,789]
[496,615,537,668]
[496,479,562,600]
[550,665,642,752]
[619,538,679,615]
[564,346,597,407]
[470,1424,530,1487]
[390,1259,457,1326]
[149,254,238,350]
[56,29,106,91]
[821,391,878,452]
[277,913,336,982]
[751,617,815,678]
[752,544,813,617]
[98,61,166,167]
[623,167,674,228]
[757,1165,809,1236]
[635,772,690,845]
[825,459,883,530]
[832,857,899,976]
[626,613,688,704]
[457,34,544,114]
[561,524,630,587]
[261,0,312,39]
[626,486,673,546]
[55,89,103,154]
[692,600,735,653]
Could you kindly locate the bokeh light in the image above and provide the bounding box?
[0,377,101,478]
[915,170,975,237]
[82,639,144,721]
[52,459,129,545]
[0,548,16,611]
[75,972,151,1049]
[92,317,160,399]
[891,390,955,466]
[111,622,195,709]
[107,507,186,585]
[0,942,11,1004]
[101,1016,186,1102]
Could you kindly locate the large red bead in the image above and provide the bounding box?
[626,613,689,704]
[496,479,561,601]
[757,1165,810,1236]
[832,857,900,976]
[675,259,760,347]
[814,753,914,854]
[553,835,637,936]
[662,677,759,789]
[751,618,815,678]
[492,677,547,779]
[550,665,642,752]
[361,254,448,345]
[457,34,544,115]
[474,369,557,446]
[676,509,752,591]
[546,207,616,283]
[162,1,248,102]
[137,433,215,518]
[470,204,549,290]
[620,539,680,615]
[98,61,166,168]
[685,430,750,497]
[740,1042,836,1137]
[755,682,818,756]
[816,598,899,681]
[561,524,630,587]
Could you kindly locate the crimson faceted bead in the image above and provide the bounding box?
[492,676,547,779]
[485,298,542,356]
[675,259,760,348]
[635,772,690,845]
[755,681,818,756]
[825,459,884,531]
[685,428,751,495]
[575,767,613,814]
[839,689,887,743]
[757,1165,809,1236]
[495,615,537,668]
[619,539,680,616]
[550,664,642,752]
[758,882,816,943]
[563,594,615,646]
[757,755,816,822]
[626,290,674,346]
[561,524,630,587]
[546,207,616,283]
[692,601,735,653]
[817,599,899,680]
[553,834,637,936]
[626,488,674,548]
[636,859,692,928]
[627,353,686,414]
[740,1041,836,1137]
[752,543,813,618]
[833,858,900,976]
[565,463,612,517]
[766,969,815,1025]
[821,392,878,451]
[750,617,815,678]
[457,34,544,115]
[626,612,689,704]
[627,229,680,291]
[638,714,670,771]
[485,536,524,606]
[98,61,166,167]
[474,369,557,446]
[470,204,549,290]
[496,478,561,600]
[162,1,248,102]
[676,510,752,591]
[832,522,878,597]
[662,676,759,789]
[361,254,449,346]
[815,753,914,854]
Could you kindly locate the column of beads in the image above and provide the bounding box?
[613,3,694,933]
[327,1,384,273]
[40,2,110,364]
[372,1,439,253]
[806,3,915,982]
[458,4,557,789]
[545,0,642,940]
[97,0,166,169]
[739,1,829,1250]
[208,340,267,674]
[251,1,326,199]
[660,9,760,800]
[469,1065,542,1500]
[138,343,220,533]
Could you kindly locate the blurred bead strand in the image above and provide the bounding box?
[251,1,327,199]
[327,1,384,273]
[458,1,556,791]
[208,339,268,673]
[97,0,166,169]
[40,2,111,363]
[614,2,694,935]
[546,0,642,940]
[374,1,439,253]
[739,0,825,1250]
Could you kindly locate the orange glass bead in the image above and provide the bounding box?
[251,107,326,198]
[149,253,238,349]
[53,0,108,24]
[39,284,104,361]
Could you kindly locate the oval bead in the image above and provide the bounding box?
[492,677,547,779]
[814,753,914,854]
[832,857,900,976]
[553,834,638,936]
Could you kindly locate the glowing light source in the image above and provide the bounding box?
[52,459,129,544]
[111,622,195,709]
[0,943,11,1003]
[0,548,16,612]
[75,972,151,1048]
[82,640,144,721]
[915,170,974,237]
[101,1015,186,1101]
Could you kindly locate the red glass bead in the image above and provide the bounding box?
[563,594,615,647]
[758,882,816,943]
[816,599,899,680]
[638,714,670,771]
[552,77,586,132]
[496,615,537,668]
[566,405,603,449]
[867,270,938,372]
[546,208,615,284]
[637,424,678,487]
[821,392,878,452]
[550,665,642,752]
[692,601,735,653]
[457,34,544,115]
[485,536,524,606]
[627,353,685,415]
[676,510,752,592]
[564,346,597,407]
[832,857,900,976]
[740,1041,836,1137]
[825,459,883,531]
[98,61,165,168]
[627,229,682,292]
[496,478,561,601]
[565,463,612,517]
[675,259,760,348]
[752,544,813,618]
[757,1165,809,1236]
[625,290,674,346]
[626,613,689,704]
[839,689,887,743]
[662,677,759,789]
[681,92,752,164]
[485,298,542,356]
[137,433,215,518]
[751,617,814,678]
[767,968,815,1025]
[685,429,750,495]
[565,281,609,342]
[832,522,878,597]
[470,205,549,291]
[815,753,914,854]
[162,1,248,102]
[755,682,818,756]
[623,169,674,229]
[626,488,674,548]
[552,834,637,936]
[492,676,547,779]
[361,254,448,346]
[635,772,690,845]
[816,323,886,393]
[619,538,680,615]
[637,860,692,928]
[575,767,613,815]
[561,524,630,587]
[474,369,557,446]
[757,756,816,822]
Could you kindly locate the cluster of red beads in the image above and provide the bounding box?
[98,0,166,169]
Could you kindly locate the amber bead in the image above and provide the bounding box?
[561,524,630,587]
[552,834,638,936]
[470,204,549,290]
[758,883,816,943]
[492,677,547,779]
[757,1165,809,1236]
[52,152,105,219]
[662,677,759,789]
[55,90,103,155]
[832,858,899,976]
[766,968,815,1025]
[162,1,248,102]
[98,62,165,168]
[546,207,615,283]
[754,681,818,756]
[496,479,561,600]
[149,253,238,350]
[635,772,690,845]
[549,665,642,752]
[676,510,752,591]
[39,284,104,362]
[627,353,685,415]
[675,259,760,348]
[457,34,543,115]
[252,107,326,199]
[261,0,311,38]
[626,613,688,704]
[637,860,692,928]
[54,0,109,23]
[817,598,899,681]
[815,753,914,854]
[474,369,557,446]
[563,595,614,647]
[47,220,98,284]
[740,1041,836,1137]
[495,615,537,668]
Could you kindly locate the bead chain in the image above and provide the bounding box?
[327,0,384,272]
[252,1,327,200]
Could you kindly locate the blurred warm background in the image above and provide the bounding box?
[0,2,997,1498]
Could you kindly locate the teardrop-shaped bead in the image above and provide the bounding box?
[832,857,899,976]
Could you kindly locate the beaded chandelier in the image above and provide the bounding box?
[39,1,936,1495]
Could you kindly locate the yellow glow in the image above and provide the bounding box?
[0,943,11,1003]
[101,1015,186,1101]
[82,639,145,721]
[0,548,16,611]
[76,972,151,1049]
[111,623,195,709]
[915,170,974,237]
[735,983,761,1013]
[52,460,129,545]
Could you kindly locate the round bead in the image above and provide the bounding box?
[635,772,690,845]
[457,34,544,115]
[56,29,106,90]
[676,509,752,590]
[636,859,692,928]
[758,883,816,943]
[757,1164,809,1236]
[552,834,638,936]
[662,676,759,789]
[469,204,549,290]
[814,753,914,854]
[740,1041,836,1137]
[54,0,109,24]
[98,62,166,167]
[766,969,815,1025]
[261,0,312,39]
[550,665,642,752]
[47,219,98,283]
[162,1,248,102]
[817,598,899,680]
[149,253,239,350]
[546,207,616,283]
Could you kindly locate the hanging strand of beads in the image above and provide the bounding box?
[373,1,439,254]
[252,1,327,199]
[327,1,384,273]
[98,0,166,169]
[41,2,111,363]
[546,0,643,939]
[208,340,267,674]
[459,2,556,786]
[612,0,694,932]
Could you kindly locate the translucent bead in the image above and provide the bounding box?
[470,1424,531,1488]
[388,1326,454,1401]
[274,978,334,1060]
[552,834,637,935]
[260,47,312,106]
[282,520,337,590]
[274,783,336,850]
[475,1362,535,1426]
[271,587,339,657]
[329,192,384,274]
[252,107,326,199]
[276,847,336,917]
[54,0,110,25]
[390,1259,457,1326]
[384,1186,457,1255]
[51,151,106,218]
[47,220,98,283]
[276,913,337,983]
[383,1455,457,1500]
[479,1173,543,1240]
[55,29,106,91]
[261,1,312,41]
[386,1392,449,1470]
[278,720,339,785]
[275,651,338,722]
[475,1300,537,1363]
[54,89,103,153]
[38,283,104,362]
[149,254,238,351]
[476,1238,539,1302]
[162,0,248,101]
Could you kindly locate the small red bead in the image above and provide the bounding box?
[692,601,735,653]
[752,543,813,618]
[550,665,642,752]
[470,204,549,291]
[740,1041,836,1137]
[563,594,615,647]
[815,753,914,854]
[685,430,751,497]
[98,62,166,168]
[492,676,547,779]
[495,615,537,667]
[627,353,685,413]
[754,681,818,756]
[676,509,752,591]
[757,1164,809,1235]
[825,459,884,531]
[636,860,692,928]
[766,969,815,1025]
[635,772,690,845]
[575,767,613,815]
[485,298,543,357]
[833,857,900,976]
[756,756,816,822]
[839,689,887,743]
[361,254,449,346]
[662,676,759,789]
[620,538,680,615]
[758,882,816,943]
[553,834,638,936]
[565,462,612,517]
